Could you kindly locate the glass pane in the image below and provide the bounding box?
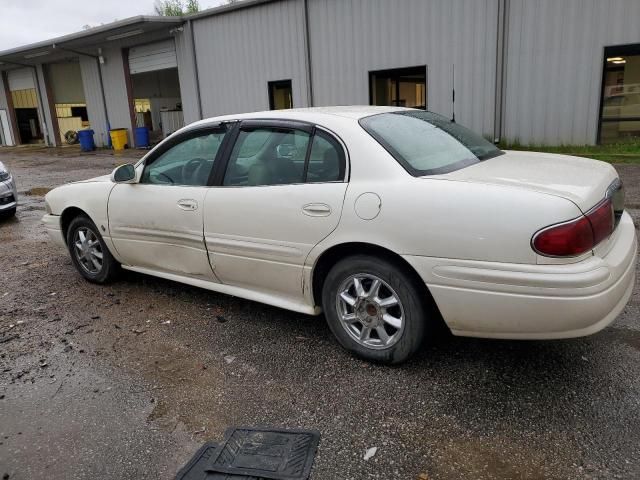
[600,49,640,144]
[141,131,225,186]
[223,128,310,186]
[360,111,503,176]
[269,81,293,110]
[306,132,343,183]
[370,67,426,109]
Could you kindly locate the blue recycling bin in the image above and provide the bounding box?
[134,126,150,148]
[77,129,95,152]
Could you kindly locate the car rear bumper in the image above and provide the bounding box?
[403,211,637,339]
[43,214,66,247]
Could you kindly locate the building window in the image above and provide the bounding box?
[599,44,640,144]
[370,66,427,109]
[268,80,293,110]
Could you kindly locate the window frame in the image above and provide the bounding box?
[139,123,232,187]
[268,79,293,110]
[214,119,348,188]
[369,65,428,110]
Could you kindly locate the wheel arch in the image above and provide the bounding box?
[311,242,443,323]
[60,206,90,245]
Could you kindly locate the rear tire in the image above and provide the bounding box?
[66,215,119,284]
[322,255,429,364]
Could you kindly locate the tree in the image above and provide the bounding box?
[154,0,200,16]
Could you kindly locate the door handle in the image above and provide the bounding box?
[177,199,198,211]
[302,203,332,217]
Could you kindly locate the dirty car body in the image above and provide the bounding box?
[0,160,18,217]
[43,107,637,364]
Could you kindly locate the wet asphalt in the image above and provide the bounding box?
[1,147,640,480]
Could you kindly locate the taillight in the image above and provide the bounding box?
[532,199,614,257]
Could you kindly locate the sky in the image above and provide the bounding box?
[0,0,225,51]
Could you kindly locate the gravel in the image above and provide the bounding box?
[1,147,639,479]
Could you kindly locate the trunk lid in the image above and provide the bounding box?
[437,150,618,212]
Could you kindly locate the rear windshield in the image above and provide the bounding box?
[359,111,504,176]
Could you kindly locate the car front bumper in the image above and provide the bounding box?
[0,177,17,212]
[43,214,66,247]
[403,211,637,339]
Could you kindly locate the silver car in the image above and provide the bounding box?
[0,160,17,218]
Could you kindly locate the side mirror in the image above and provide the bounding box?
[110,164,136,183]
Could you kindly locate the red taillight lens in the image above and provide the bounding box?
[532,199,615,257]
[533,216,594,257]
[587,198,614,245]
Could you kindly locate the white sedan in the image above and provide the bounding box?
[43,107,637,364]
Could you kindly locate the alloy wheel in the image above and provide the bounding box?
[335,273,405,349]
[73,227,103,274]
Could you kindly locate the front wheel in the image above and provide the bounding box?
[66,215,119,283]
[322,255,429,364]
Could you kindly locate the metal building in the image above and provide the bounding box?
[0,0,639,148]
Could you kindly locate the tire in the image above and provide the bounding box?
[66,214,119,284]
[322,254,429,364]
[0,207,16,218]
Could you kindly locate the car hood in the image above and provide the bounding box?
[72,174,112,184]
[435,150,618,212]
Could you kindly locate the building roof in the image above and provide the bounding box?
[0,16,183,66]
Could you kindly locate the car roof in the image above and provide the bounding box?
[186,106,413,131]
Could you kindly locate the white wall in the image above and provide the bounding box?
[307,0,500,137]
[192,0,310,117]
[503,0,640,145]
[79,56,109,147]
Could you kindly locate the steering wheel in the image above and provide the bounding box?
[181,158,207,185]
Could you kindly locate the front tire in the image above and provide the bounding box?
[66,215,119,284]
[0,207,16,218]
[322,255,428,364]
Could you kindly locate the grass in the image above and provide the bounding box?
[498,138,640,163]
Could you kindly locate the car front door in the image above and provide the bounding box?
[203,120,348,304]
[108,126,228,279]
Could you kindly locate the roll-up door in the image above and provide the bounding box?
[128,40,177,74]
[7,68,36,91]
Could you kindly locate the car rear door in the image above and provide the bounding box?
[108,125,229,279]
[203,120,348,303]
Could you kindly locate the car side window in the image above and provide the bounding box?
[141,130,226,186]
[223,128,310,186]
[305,130,345,183]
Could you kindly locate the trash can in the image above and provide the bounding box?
[134,126,150,148]
[109,128,128,151]
[77,129,95,152]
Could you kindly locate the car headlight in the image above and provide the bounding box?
[0,161,10,182]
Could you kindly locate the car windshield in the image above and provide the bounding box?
[359,110,504,176]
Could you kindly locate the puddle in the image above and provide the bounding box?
[24,187,52,196]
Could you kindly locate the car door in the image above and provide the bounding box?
[203,120,348,302]
[108,125,229,279]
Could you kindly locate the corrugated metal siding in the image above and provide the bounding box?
[175,23,200,124]
[35,64,56,146]
[79,56,109,147]
[129,39,178,74]
[100,46,133,140]
[193,0,309,117]
[307,0,499,137]
[503,0,640,145]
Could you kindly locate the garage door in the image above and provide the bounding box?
[128,39,177,74]
[7,68,36,91]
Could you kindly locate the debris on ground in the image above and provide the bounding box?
[364,446,377,460]
[223,355,236,364]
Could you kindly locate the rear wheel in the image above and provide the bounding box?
[322,255,428,364]
[66,215,119,283]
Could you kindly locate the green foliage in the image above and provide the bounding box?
[154,0,200,16]
[498,138,640,163]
